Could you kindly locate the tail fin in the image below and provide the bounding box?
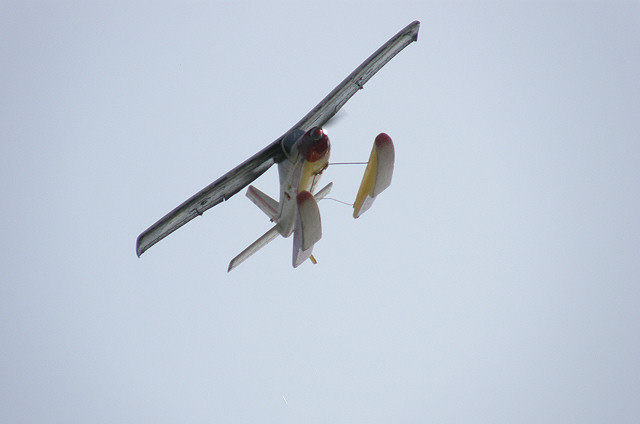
[292,191,322,267]
[229,182,332,270]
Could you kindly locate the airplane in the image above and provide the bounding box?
[136,20,420,271]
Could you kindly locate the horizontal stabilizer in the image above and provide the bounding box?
[314,182,333,200]
[353,133,395,218]
[228,225,280,272]
[246,185,279,220]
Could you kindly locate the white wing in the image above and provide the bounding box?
[136,21,420,257]
[290,20,420,132]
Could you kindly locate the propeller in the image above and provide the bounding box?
[323,109,348,130]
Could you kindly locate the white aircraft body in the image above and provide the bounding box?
[136,21,420,270]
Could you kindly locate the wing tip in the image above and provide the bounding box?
[409,20,421,41]
[136,233,146,257]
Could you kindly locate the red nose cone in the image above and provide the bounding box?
[300,128,330,162]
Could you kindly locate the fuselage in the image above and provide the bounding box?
[275,127,330,237]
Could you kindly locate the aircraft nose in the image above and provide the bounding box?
[311,127,324,141]
[300,127,330,162]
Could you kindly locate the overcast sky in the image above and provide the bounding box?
[2,1,639,423]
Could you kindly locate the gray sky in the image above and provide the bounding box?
[2,1,639,423]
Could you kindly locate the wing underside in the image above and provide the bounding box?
[136,140,283,257]
[136,21,419,258]
[291,20,420,133]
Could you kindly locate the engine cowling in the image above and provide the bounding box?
[298,127,330,162]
